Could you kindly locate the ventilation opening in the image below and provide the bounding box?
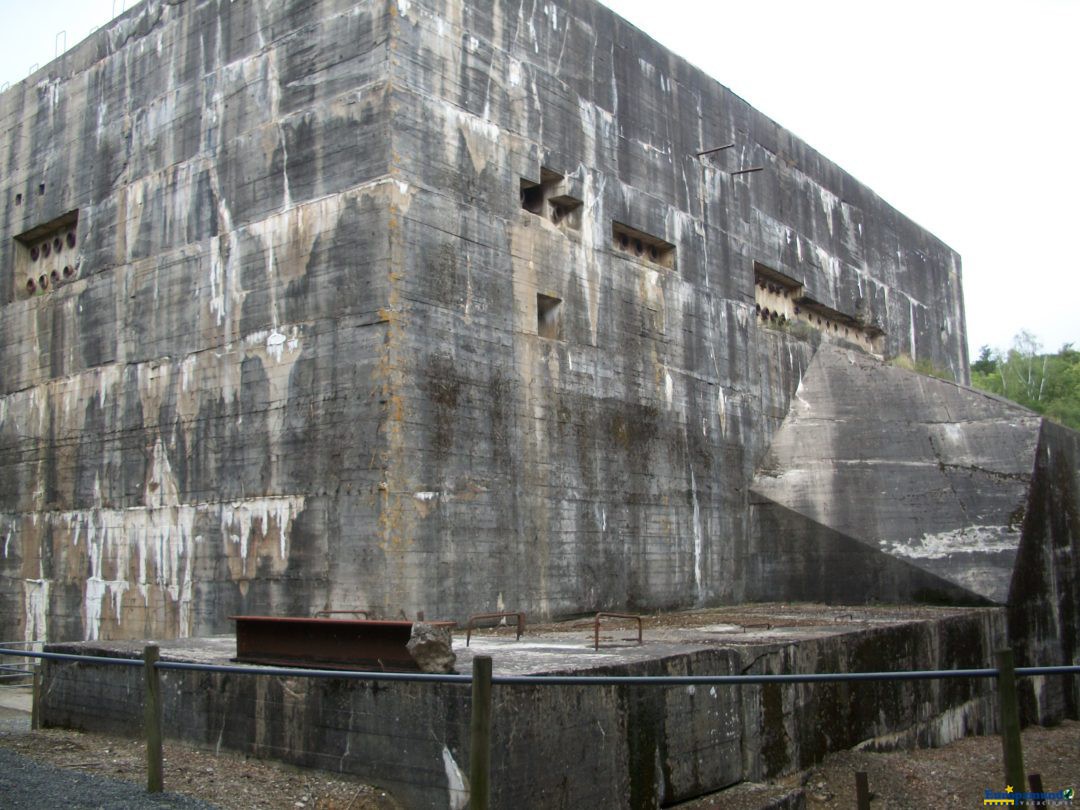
[753,261,885,355]
[520,180,545,214]
[612,222,675,269]
[537,293,563,340]
[521,168,582,230]
[14,209,80,299]
[549,195,583,230]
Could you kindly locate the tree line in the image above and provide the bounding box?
[970,330,1080,431]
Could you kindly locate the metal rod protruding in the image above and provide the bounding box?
[696,143,735,157]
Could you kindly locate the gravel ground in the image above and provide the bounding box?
[674,720,1080,809]
[0,720,401,810]
[0,746,217,809]
[3,715,1076,809]
[804,720,1080,809]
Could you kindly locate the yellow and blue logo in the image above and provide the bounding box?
[984,785,1074,806]
[984,785,1016,807]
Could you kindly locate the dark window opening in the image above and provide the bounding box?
[537,293,563,340]
[520,180,545,214]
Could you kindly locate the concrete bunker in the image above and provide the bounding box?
[0,1,1075,805]
[0,0,1072,676]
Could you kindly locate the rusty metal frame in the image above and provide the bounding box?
[465,612,526,646]
[593,612,643,651]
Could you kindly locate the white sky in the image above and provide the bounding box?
[2,0,1077,357]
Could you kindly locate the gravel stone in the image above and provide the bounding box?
[0,725,401,810]
[0,746,216,809]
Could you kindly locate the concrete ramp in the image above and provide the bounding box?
[750,346,1041,605]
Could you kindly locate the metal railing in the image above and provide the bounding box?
[465,612,526,646]
[0,643,1077,808]
[0,640,42,685]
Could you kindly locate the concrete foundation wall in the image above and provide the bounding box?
[40,609,1006,809]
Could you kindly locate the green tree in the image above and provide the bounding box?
[972,345,997,376]
[969,334,1080,431]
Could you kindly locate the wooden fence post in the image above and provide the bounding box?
[469,655,493,810]
[144,643,163,793]
[855,771,871,810]
[996,649,1025,796]
[30,664,41,731]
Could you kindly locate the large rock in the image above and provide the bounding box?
[407,622,457,673]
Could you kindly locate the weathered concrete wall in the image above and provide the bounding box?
[1009,420,1080,722]
[1,0,396,641]
[39,608,1005,809]
[746,347,1080,722]
[749,346,1040,606]
[369,0,969,619]
[2,0,974,641]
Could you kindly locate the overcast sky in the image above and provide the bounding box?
[2,0,1077,357]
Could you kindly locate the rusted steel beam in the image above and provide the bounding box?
[593,612,643,651]
[465,612,526,646]
[231,616,455,672]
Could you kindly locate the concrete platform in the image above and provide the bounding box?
[39,605,1008,810]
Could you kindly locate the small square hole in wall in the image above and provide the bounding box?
[15,193,22,206]
[537,293,562,339]
[520,180,545,214]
